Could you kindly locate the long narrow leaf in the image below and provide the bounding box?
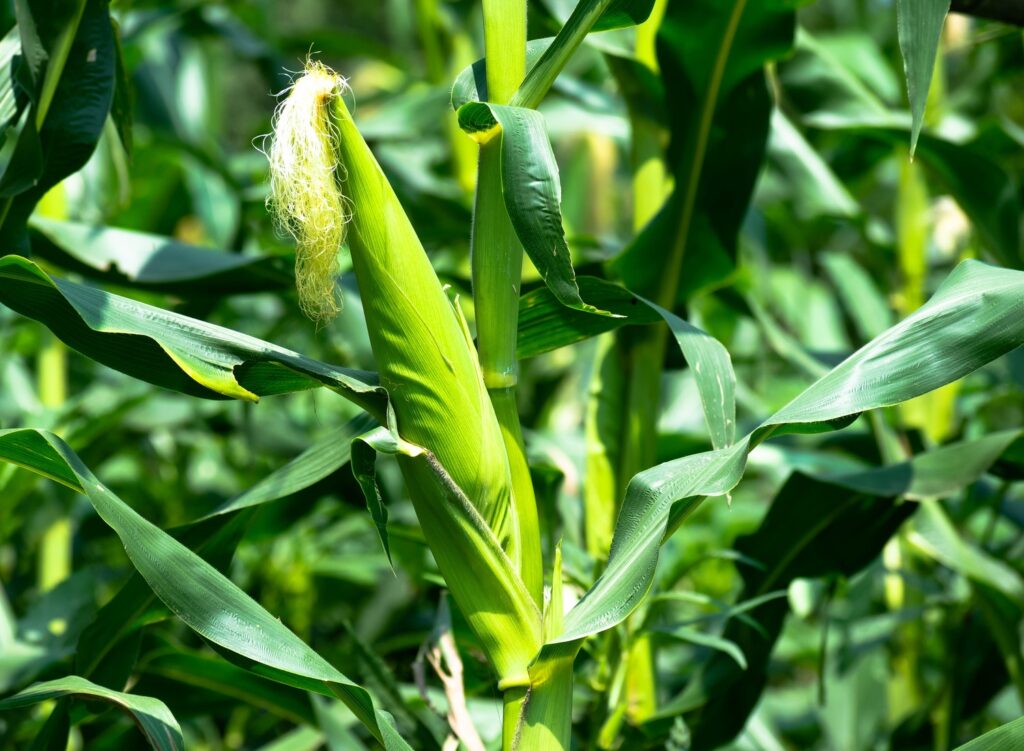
[0,430,411,750]
[0,675,183,751]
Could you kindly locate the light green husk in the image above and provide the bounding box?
[266,62,542,686]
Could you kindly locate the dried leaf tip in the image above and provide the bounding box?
[266,61,350,324]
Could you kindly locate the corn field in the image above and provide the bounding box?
[1,0,1024,749]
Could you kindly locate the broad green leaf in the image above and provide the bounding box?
[0,430,412,750]
[0,256,385,414]
[896,0,950,156]
[548,260,1024,651]
[954,716,1024,751]
[0,675,183,751]
[29,218,294,295]
[76,413,377,684]
[1,0,117,250]
[610,0,796,303]
[457,102,611,316]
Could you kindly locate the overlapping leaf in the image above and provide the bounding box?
[0,675,183,751]
[0,255,384,412]
[0,429,412,750]
[542,260,1024,656]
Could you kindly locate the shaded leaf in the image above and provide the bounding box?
[0,675,183,751]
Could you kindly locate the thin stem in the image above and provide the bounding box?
[511,0,615,110]
[474,0,543,607]
[37,336,70,592]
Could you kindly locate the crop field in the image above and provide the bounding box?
[0,0,1023,749]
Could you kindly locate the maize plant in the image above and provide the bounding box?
[1,0,1024,750]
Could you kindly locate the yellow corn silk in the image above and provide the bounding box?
[268,63,542,686]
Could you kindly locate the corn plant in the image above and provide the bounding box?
[1,0,1024,750]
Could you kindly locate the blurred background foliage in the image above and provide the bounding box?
[1,0,1023,749]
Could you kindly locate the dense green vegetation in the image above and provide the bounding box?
[1,0,1023,749]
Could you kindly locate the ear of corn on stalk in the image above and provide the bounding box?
[267,62,542,687]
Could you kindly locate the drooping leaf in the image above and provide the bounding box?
[0,429,412,750]
[457,102,611,316]
[544,260,1024,659]
[896,0,950,157]
[517,275,660,359]
[0,675,183,751]
[0,256,385,414]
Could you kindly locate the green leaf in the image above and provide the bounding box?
[457,102,612,316]
[29,218,294,296]
[512,0,655,109]
[0,429,412,750]
[908,500,1024,601]
[516,275,659,359]
[896,0,950,157]
[954,716,1024,751]
[0,256,385,414]
[654,626,747,670]
[1,0,117,250]
[0,675,183,751]
[547,259,1024,651]
[609,0,796,303]
[516,276,735,448]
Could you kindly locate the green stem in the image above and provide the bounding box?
[474,0,542,608]
[477,1,551,745]
[37,336,70,592]
[503,657,576,751]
